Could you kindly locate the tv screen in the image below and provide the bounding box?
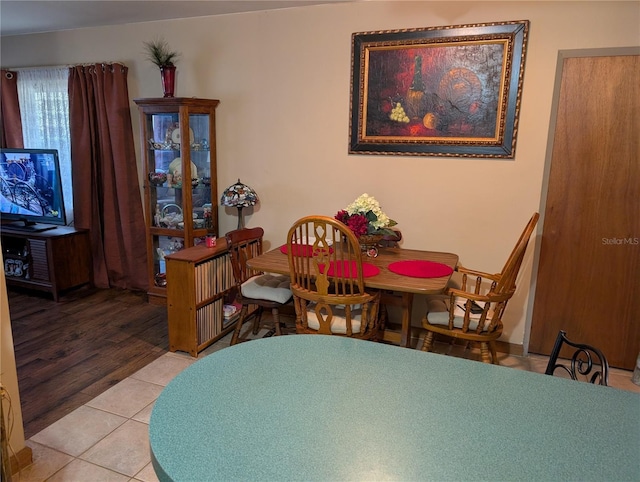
[0,148,67,232]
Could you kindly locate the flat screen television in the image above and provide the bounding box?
[0,148,67,232]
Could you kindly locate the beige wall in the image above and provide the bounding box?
[2,1,639,346]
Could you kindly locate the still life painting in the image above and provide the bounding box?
[349,21,529,158]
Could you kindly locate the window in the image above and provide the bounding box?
[17,67,73,223]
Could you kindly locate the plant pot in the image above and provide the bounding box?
[160,65,176,98]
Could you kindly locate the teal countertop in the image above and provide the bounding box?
[150,335,640,481]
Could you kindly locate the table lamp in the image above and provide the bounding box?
[220,179,259,230]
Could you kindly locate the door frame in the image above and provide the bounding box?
[523,46,640,355]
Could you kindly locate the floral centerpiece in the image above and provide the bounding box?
[335,193,397,240]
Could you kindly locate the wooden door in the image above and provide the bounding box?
[529,51,640,369]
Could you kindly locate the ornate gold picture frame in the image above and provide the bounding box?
[349,21,530,158]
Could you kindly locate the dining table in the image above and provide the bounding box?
[150,335,640,481]
[246,245,459,347]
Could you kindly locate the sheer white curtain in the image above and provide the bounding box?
[17,67,73,223]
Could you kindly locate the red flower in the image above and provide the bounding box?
[335,210,368,237]
[346,214,369,237]
[335,210,349,224]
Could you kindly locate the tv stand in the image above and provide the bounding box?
[1,226,91,301]
[3,221,57,233]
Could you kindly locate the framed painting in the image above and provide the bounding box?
[349,20,530,158]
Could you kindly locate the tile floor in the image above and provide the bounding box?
[14,326,640,482]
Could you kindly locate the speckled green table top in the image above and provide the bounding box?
[150,335,640,481]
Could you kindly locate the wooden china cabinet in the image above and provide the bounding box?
[134,98,220,305]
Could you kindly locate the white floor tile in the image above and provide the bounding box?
[79,419,151,477]
[86,377,164,418]
[129,353,195,386]
[17,441,74,482]
[30,405,126,457]
[131,401,155,424]
[133,461,161,482]
[47,458,130,481]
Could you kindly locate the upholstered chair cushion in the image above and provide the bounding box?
[241,274,292,304]
[304,303,363,334]
[426,298,493,332]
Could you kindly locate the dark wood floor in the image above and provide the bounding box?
[7,286,168,439]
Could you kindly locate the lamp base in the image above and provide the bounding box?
[237,206,245,230]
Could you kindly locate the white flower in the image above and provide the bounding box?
[343,193,396,231]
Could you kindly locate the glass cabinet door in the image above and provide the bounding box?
[135,98,219,304]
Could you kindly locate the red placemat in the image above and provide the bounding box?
[321,260,380,278]
[280,244,334,256]
[388,260,453,278]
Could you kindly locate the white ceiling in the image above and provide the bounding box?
[0,0,352,37]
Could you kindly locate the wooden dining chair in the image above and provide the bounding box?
[225,227,293,345]
[286,215,381,340]
[544,330,609,385]
[421,213,539,364]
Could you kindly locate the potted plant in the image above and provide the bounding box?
[143,37,180,97]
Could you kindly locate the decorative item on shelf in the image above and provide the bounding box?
[4,258,29,278]
[155,247,167,287]
[206,235,217,248]
[148,171,168,186]
[154,272,167,287]
[167,157,198,188]
[148,139,170,150]
[221,179,259,230]
[203,204,213,228]
[166,123,195,149]
[159,203,183,229]
[335,193,397,257]
[143,37,181,98]
[193,215,205,229]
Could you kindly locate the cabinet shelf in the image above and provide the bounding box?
[166,241,235,357]
[148,147,211,152]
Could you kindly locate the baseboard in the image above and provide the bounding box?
[10,445,33,475]
[495,340,524,356]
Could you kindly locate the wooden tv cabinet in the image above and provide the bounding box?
[1,225,91,301]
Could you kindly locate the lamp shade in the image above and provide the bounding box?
[221,179,259,229]
[220,179,259,207]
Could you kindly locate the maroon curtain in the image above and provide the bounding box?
[68,63,148,290]
[0,69,24,148]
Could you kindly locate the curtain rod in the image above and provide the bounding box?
[4,64,73,71]
[5,62,124,71]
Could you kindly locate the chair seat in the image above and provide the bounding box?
[426,298,494,332]
[304,303,363,334]
[241,274,292,304]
